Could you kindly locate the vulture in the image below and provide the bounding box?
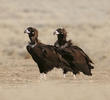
[24,27,73,79]
[53,28,94,77]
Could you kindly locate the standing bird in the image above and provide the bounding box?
[24,27,72,79]
[53,28,94,78]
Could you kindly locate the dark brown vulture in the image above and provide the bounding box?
[24,27,73,79]
[53,28,94,77]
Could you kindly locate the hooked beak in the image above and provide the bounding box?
[24,29,30,34]
[24,30,26,33]
[53,31,60,35]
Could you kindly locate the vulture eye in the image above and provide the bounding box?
[32,31,35,35]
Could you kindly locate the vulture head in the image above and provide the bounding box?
[24,27,38,44]
[53,28,67,40]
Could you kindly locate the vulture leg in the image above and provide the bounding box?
[40,73,47,80]
[73,74,76,79]
[63,69,68,78]
[43,73,47,80]
[63,74,66,78]
[40,73,44,80]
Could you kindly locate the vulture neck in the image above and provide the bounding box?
[35,37,40,43]
[29,37,41,48]
[57,35,67,46]
[35,37,41,45]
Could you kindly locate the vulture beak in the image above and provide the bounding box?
[24,30,26,33]
[24,29,30,34]
[53,31,60,35]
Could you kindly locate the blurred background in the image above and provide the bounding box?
[0,0,110,99]
[0,0,110,67]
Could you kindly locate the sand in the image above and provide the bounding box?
[0,0,110,100]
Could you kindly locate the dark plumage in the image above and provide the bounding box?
[24,27,72,79]
[53,28,94,76]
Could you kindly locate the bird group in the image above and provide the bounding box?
[24,27,94,79]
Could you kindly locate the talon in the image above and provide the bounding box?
[73,75,76,79]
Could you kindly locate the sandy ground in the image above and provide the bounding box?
[0,0,110,100]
